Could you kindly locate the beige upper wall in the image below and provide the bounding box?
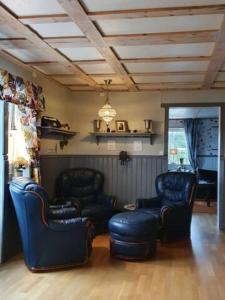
[58,89,225,156]
[2,54,225,156]
[62,91,165,155]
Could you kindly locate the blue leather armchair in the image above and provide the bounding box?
[9,177,94,272]
[136,172,197,242]
[54,168,116,234]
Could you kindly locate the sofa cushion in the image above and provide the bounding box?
[81,204,114,220]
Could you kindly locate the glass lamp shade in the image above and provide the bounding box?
[98,103,117,124]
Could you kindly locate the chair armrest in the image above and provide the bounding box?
[49,201,73,209]
[160,202,189,225]
[51,197,81,214]
[136,197,161,209]
[48,206,79,220]
[48,217,94,234]
[96,194,116,207]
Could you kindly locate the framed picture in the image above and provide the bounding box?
[116,120,128,132]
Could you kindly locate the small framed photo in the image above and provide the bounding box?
[116,120,128,132]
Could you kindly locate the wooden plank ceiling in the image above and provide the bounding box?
[1,0,225,92]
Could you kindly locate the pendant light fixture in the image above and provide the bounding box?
[98,79,117,132]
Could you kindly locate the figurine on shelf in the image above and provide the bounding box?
[60,123,70,130]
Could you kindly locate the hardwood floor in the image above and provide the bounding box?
[0,213,225,300]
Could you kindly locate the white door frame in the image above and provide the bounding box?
[162,102,225,229]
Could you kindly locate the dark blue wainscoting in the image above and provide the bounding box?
[40,155,167,208]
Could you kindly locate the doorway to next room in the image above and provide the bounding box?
[168,107,219,215]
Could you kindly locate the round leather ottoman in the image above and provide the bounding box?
[109,211,158,260]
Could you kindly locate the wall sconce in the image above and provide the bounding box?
[144,119,152,133]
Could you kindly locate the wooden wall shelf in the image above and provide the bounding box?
[38,126,79,149]
[39,126,78,138]
[89,132,156,145]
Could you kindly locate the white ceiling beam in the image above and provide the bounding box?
[0,3,99,89]
[88,5,225,20]
[203,15,225,88]
[57,0,137,91]
[45,30,218,48]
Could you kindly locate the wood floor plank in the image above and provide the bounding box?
[0,214,224,300]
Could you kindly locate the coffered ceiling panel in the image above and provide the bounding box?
[97,15,223,35]
[32,63,76,75]
[29,22,84,38]
[0,0,65,16]
[1,0,225,91]
[133,74,205,83]
[53,77,87,85]
[69,86,95,91]
[82,0,225,12]
[5,48,54,62]
[58,47,103,61]
[220,63,225,71]
[114,43,214,59]
[215,72,225,81]
[91,76,125,84]
[78,63,115,74]
[125,61,209,73]
[107,85,128,90]
[138,83,202,90]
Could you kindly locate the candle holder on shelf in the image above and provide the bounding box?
[93,119,101,132]
[144,119,152,133]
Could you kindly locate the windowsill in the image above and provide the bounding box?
[168,163,192,171]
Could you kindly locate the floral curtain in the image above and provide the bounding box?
[0,68,45,183]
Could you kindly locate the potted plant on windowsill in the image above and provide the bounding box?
[13,157,29,178]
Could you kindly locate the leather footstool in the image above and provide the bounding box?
[108,211,158,260]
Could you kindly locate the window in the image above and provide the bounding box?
[168,128,190,165]
[8,103,30,180]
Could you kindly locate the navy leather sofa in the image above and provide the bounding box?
[9,177,94,272]
[54,168,116,234]
[136,172,197,242]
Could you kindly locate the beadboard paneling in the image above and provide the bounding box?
[40,155,167,208]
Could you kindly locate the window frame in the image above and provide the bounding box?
[168,127,190,166]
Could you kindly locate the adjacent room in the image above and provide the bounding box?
[168,107,219,213]
[1,1,225,300]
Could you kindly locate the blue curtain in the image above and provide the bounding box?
[183,119,200,171]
